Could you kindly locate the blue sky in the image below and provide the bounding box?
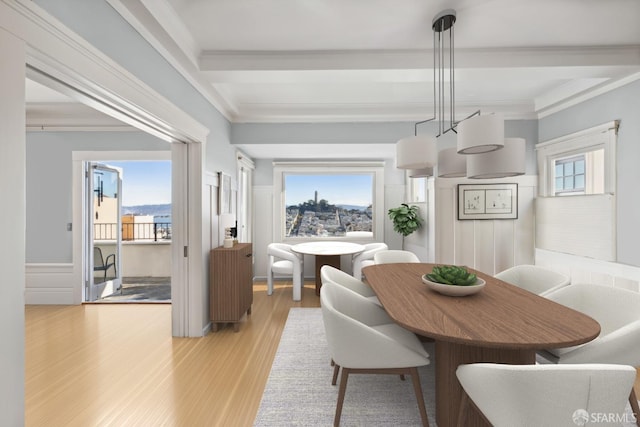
[108,161,171,206]
[285,174,372,207]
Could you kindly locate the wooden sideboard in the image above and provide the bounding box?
[209,243,253,332]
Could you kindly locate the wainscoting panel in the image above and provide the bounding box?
[535,249,640,292]
[25,263,76,304]
[435,176,537,275]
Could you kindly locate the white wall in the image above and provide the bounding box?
[0,26,26,427]
[435,175,537,275]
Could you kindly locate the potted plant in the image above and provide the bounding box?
[388,203,423,248]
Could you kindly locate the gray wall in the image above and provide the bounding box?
[539,79,640,267]
[237,119,538,187]
[26,131,169,263]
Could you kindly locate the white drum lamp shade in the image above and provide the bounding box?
[467,138,526,179]
[457,114,505,154]
[437,147,466,177]
[396,135,437,169]
[408,167,433,178]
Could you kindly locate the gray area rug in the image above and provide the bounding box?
[254,307,436,426]
[255,307,639,426]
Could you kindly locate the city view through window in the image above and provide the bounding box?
[284,174,373,237]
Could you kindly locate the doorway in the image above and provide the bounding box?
[85,162,123,301]
[78,154,173,303]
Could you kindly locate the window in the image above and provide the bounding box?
[273,162,384,241]
[537,121,617,197]
[553,151,605,196]
[555,155,585,195]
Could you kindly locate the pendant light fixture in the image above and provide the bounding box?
[395,8,522,178]
[437,147,466,178]
[467,138,526,179]
[457,113,505,154]
[408,167,434,178]
[396,10,458,170]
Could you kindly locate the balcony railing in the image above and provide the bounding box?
[94,223,172,242]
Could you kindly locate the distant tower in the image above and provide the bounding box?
[314,190,318,212]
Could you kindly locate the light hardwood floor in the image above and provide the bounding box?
[25,281,640,426]
[25,281,319,427]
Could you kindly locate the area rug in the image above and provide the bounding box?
[255,308,639,426]
[254,307,436,426]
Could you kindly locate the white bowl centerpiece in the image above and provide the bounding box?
[422,265,485,296]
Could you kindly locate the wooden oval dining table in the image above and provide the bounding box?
[363,263,601,427]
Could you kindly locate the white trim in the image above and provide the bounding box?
[1,0,210,336]
[536,121,618,197]
[106,0,236,121]
[537,72,640,118]
[25,263,75,304]
[1,0,209,143]
[272,162,384,243]
[26,125,135,132]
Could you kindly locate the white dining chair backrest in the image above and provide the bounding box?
[494,264,570,296]
[321,265,377,297]
[373,250,420,264]
[352,242,388,280]
[267,243,304,301]
[543,283,640,365]
[456,363,636,427]
[320,280,432,426]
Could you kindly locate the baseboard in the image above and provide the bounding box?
[25,263,79,304]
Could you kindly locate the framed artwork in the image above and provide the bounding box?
[458,183,518,220]
[218,172,232,214]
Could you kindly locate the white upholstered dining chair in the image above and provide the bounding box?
[320,280,431,426]
[373,249,420,264]
[320,265,381,306]
[456,363,636,427]
[541,283,640,424]
[267,243,304,301]
[351,242,388,280]
[494,264,570,296]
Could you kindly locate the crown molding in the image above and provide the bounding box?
[1,0,209,143]
[107,0,237,121]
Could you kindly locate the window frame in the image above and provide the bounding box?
[536,121,618,197]
[273,161,384,242]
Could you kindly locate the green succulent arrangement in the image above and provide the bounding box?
[387,203,422,237]
[425,265,478,286]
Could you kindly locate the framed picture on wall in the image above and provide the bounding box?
[457,183,518,220]
[218,172,232,214]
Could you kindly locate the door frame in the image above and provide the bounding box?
[4,0,210,337]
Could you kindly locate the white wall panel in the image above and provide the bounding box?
[536,249,640,293]
[436,176,537,275]
[253,186,274,279]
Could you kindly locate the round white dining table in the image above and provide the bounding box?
[290,241,365,295]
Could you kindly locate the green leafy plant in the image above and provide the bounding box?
[425,265,478,286]
[387,203,423,237]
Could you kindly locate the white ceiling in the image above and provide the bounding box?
[27,0,640,159]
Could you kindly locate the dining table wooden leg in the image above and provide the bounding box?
[434,340,535,427]
[314,254,340,295]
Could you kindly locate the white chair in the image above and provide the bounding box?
[456,363,636,427]
[321,265,381,306]
[320,280,431,426]
[494,264,570,296]
[373,249,420,264]
[542,283,640,423]
[352,242,388,280]
[267,243,304,301]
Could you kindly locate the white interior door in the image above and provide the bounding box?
[85,162,122,301]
